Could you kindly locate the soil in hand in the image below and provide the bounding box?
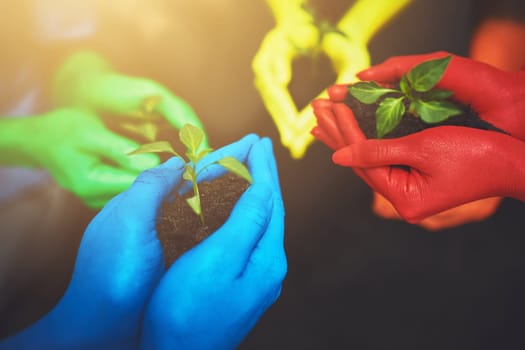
[157,173,250,267]
[344,92,505,139]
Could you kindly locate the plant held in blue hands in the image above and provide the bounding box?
[349,55,463,138]
[129,124,253,224]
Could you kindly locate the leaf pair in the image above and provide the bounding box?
[349,55,463,138]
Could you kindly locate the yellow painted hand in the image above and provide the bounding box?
[253,27,370,159]
[254,0,411,159]
[253,12,320,158]
[290,32,371,158]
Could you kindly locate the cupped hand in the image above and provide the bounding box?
[253,9,320,98]
[332,126,525,223]
[252,18,320,158]
[311,94,508,230]
[53,50,209,147]
[357,51,525,139]
[0,157,186,349]
[321,31,370,86]
[140,137,286,350]
[24,108,160,208]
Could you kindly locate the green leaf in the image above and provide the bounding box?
[186,195,202,216]
[186,148,213,165]
[120,121,158,141]
[300,2,315,17]
[217,157,253,184]
[142,95,162,114]
[179,124,204,154]
[186,152,198,165]
[142,122,157,141]
[183,166,196,182]
[421,88,454,101]
[125,110,146,119]
[127,141,181,157]
[196,148,213,162]
[319,21,347,38]
[399,74,411,96]
[407,55,451,92]
[348,82,399,104]
[412,99,463,124]
[376,97,406,138]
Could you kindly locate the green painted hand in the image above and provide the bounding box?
[52,50,209,147]
[16,108,160,208]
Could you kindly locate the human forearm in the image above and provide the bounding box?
[337,0,412,44]
[0,276,140,350]
[0,118,41,167]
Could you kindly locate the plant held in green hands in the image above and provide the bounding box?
[120,95,163,141]
[129,124,253,224]
[348,55,463,138]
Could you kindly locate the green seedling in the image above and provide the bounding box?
[349,55,463,138]
[121,95,163,142]
[295,3,347,58]
[129,124,253,224]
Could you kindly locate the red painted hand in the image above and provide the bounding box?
[357,51,525,140]
[312,97,518,227]
[331,126,525,223]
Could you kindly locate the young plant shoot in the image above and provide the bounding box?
[129,124,253,224]
[349,55,463,138]
[120,95,163,141]
[297,3,347,57]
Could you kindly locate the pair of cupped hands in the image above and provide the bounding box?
[1,135,286,350]
[25,50,209,209]
[312,51,525,227]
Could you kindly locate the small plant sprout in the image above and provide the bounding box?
[296,3,347,57]
[129,124,253,224]
[121,95,163,142]
[349,55,463,138]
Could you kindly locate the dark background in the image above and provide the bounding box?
[3,0,525,348]
[122,1,525,348]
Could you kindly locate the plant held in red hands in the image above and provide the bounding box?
[348,55,463,138]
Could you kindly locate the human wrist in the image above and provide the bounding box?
[489,135,525,202]
[511,71,525,116]
[266,0,313,26]
[0,297,140,350]
[499,70,525,139]
[138,306,166,350]
[268,4,319,52]
[507,143,525,202]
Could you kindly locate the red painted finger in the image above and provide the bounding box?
[311,98,333,110]
[313,107,346,149]
[311,126,339,151]
[327,84,349,102]
[332,103,366,145]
